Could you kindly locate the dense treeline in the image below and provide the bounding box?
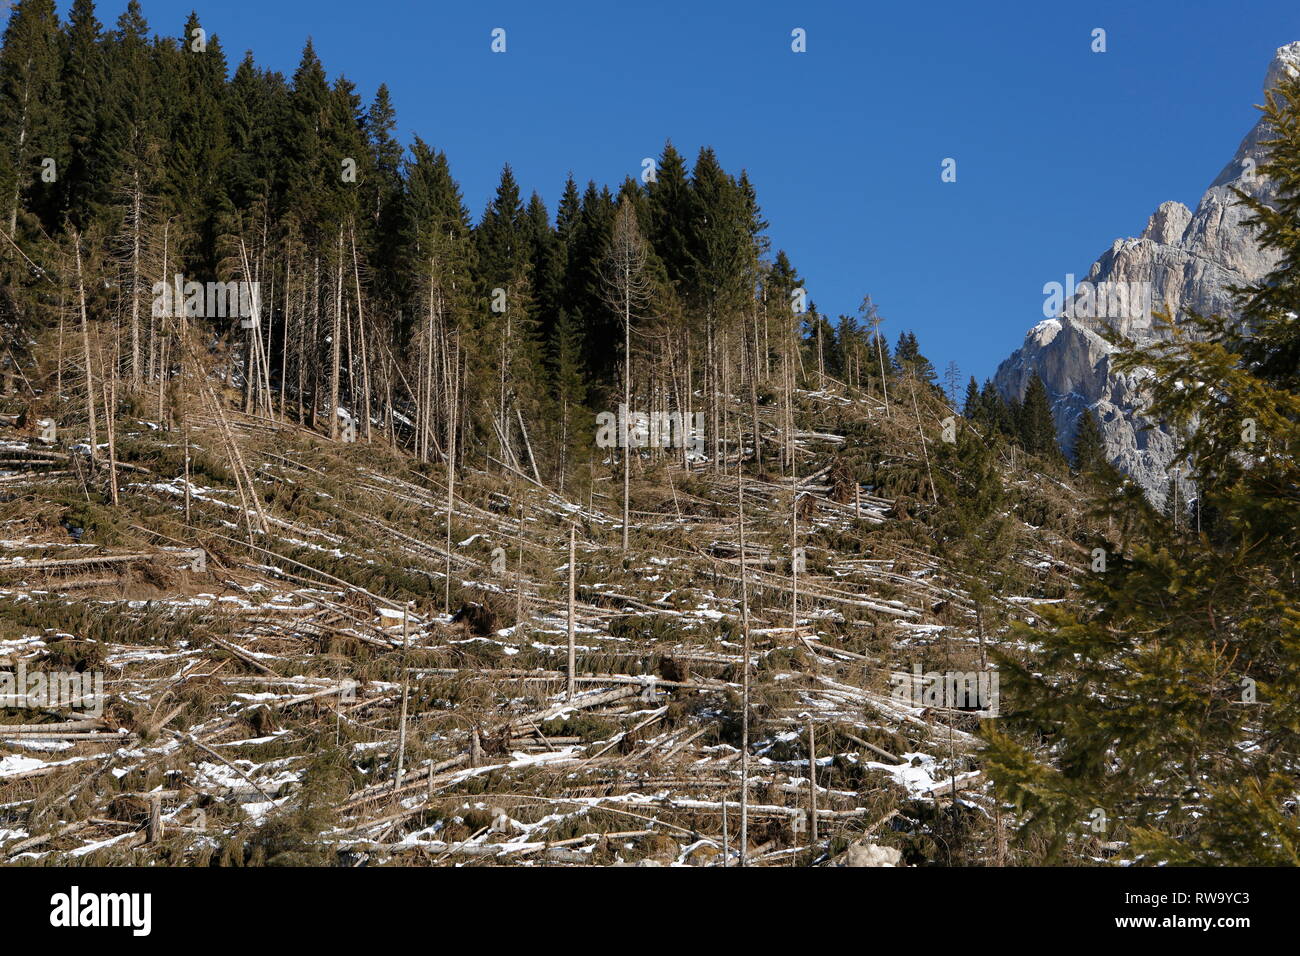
[7,0,1295,869]
[0,0,1075,492]
[962,371,1068,466]
[0,4,911,475]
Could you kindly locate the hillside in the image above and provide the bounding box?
[0,362,1095,866]
[3,0,1296,876]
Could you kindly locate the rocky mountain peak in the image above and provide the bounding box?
[993,42,1297,497]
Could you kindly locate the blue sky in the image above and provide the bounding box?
[56,0,1300,384]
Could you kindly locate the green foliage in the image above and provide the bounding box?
[987,67,1300,864]
[1015,373,1063,462]
[0,0,63,233]
[892,330,937,386]
[1069,407,1107,477]
[1230,69,1300,392]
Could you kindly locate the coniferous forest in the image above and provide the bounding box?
[0,0,1297,910]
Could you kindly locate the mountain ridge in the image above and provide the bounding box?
[993,41,1300,496]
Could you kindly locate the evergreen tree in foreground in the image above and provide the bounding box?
[985,65,1300,864]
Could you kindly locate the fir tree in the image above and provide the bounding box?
[892,330,937,385]
[986,62,1300,864]
[549,306,589,492]
[1016,372,1061,460]
[1230,67,1300,392]
[645,140,694,298]
[60,0,109,228]
[689,146,752,320]
[0,0,63,234]
[1070,407,1106,474]
[963,375,981,419]
[364,83,402,227]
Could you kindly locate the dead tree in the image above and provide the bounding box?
[600,198,654,552]
[73,233,97,463]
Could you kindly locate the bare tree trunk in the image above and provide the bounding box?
[5,60,33,235]
[394,603,409,787]
[684,332,693,471]
[183,417,192,525]
[722,789,729,867]
[622,270,631,553]
[601,198,651,544]
[514,493,525,631]
[308,255,319,430]
[329,229,343,439]
[911,376,938,504]
[874,317,890,413]
[709,314,719,474]
[749,308,762,470]
[280,251,291,421]
[74,235,97,463]
[816,318,825,389]
[738,453,751,865]
[102,352,118,506]
[129,170,143,388]
[444,336,459,615]
[808,720,818,846]
[56,309,64,399]
[567,524,576,702]
[350,228,372,441]
[791,472,799,632]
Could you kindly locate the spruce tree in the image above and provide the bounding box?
[566,180,614,378]
[689,145,752,321]
[555,173,581,246]
[524,190,562,344]
[475,164,544,464]
[892,330,937,385]
[60,0,110,228]
[1070,407,1106,474]
[1230,67,1300,391]
[166,12,229,271]
[963,376,981,419]
[0,0,63,235]
[550,306,588,491]
[645,140,694,297]
[985,62,1300,864]
[362,83,403,301]
[764,250,801,313]
[282,39,330,239]
[364,83,401,228]
[109,1,165,194]
[225,53,273,214]
[1017,372,1061,460]
[933,419,1020,663]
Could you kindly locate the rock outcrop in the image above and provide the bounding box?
[993,42,1299,496]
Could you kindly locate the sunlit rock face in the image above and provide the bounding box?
[994,42,1298,497]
